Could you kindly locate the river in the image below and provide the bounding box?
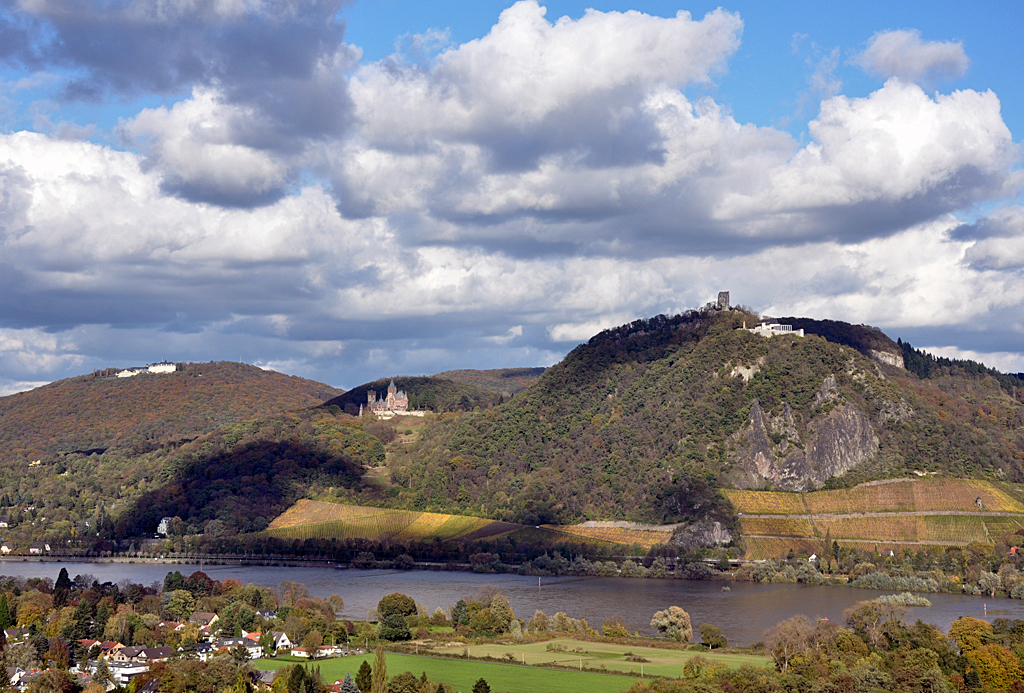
[1,560,1019,645]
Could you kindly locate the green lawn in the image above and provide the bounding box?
[424,639,771,678]
[255,641,771,693]
[256,653,643,693]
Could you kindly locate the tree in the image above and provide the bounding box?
[53,567,71,610]
[377,594,416,620]
[699,623,727,649]
[764,615,812,673]
[489,594,513,633]
[356,660,372,693]
[55,568,72,593]
[93,658,113,689]
[302,630,324,656]
[370,646,388,693]
[452,600,468,626]
[0,593,12,629]
[472,678,491,693]
[950,617,994,654]
[166,589,196,621]
[378,613,411,642]
[388,672,420,693]
[650,606,692,642]
[231,669,255,693]
[340,673,359,693]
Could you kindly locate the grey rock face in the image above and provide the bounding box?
[671,520,733,548]
[730,395,879,492]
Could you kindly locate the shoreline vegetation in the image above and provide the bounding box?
[1,567,1022,693]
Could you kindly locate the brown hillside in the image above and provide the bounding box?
[0,361,342,461]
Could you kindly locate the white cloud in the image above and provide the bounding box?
[918,346,1024,374]
[960,206,1024,270]
[485,325,523,345]
[350,1,742,149]
[0,4,1020,391]
[0,380,49,397]
[121,89,291,206]
[853,29,969,86]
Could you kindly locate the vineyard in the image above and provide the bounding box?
[542,524,670,549]
[725,479,1024,516]
[727,479,1024,559]
[265,500,500,543]
[724,490,806,515]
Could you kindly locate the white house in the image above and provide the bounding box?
[271,631,292,651]
[745,322,805,338]
[147,362,176,374]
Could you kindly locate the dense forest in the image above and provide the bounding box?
[322,377,502,415]
[431,367,547,397]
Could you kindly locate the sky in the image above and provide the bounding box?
[0,0,1022,394]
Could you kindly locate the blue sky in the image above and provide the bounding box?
[0,0,1021,393]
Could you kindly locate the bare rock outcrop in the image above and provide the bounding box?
[870,349,905,369]
[670,520,733,548]
[730,396,879,492]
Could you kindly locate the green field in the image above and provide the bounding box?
[423,638,770,678]
[255,653,644,693]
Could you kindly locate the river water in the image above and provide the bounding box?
[2,561,1020,645]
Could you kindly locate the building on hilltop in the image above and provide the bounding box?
[113,360,180,378]
[744,321,805,338]
[367,380,409,414]
[704,290,731,312]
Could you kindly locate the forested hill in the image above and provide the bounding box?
[386,308,1024,526]
[323,376,502,414]
[431,367,547,396]
[0,361,342,462]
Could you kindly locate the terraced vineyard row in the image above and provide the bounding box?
[725,479,1024,516]
[731,479,1024,558]
[543,524,670,549]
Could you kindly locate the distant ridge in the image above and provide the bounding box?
[432,367,546,396]
[0,360,342,462]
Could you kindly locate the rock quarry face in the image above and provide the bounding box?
[729,377,880,491]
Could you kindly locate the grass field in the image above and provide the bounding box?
[422,638,770,678]
[255,639,770,693]
[255,652,644,693]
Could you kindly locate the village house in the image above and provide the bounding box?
[4,628,29,642]
[0,543,13,555]
[189,612,219,627]
[28,541,49,554]
[215,637,263,659]
[271,631,292,651]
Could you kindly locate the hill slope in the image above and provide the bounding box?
[323,376,501,414]
[385,308,1024,527]
[0,361,342,462]
[431,368,547,396]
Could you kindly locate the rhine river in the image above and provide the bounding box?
[1,561,1019,645]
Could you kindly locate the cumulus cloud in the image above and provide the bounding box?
[918,346,1024,374]
[0,0,358,205]
[853,29,969,86]
[0,3,1022,391]
[956,207,1024,270]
